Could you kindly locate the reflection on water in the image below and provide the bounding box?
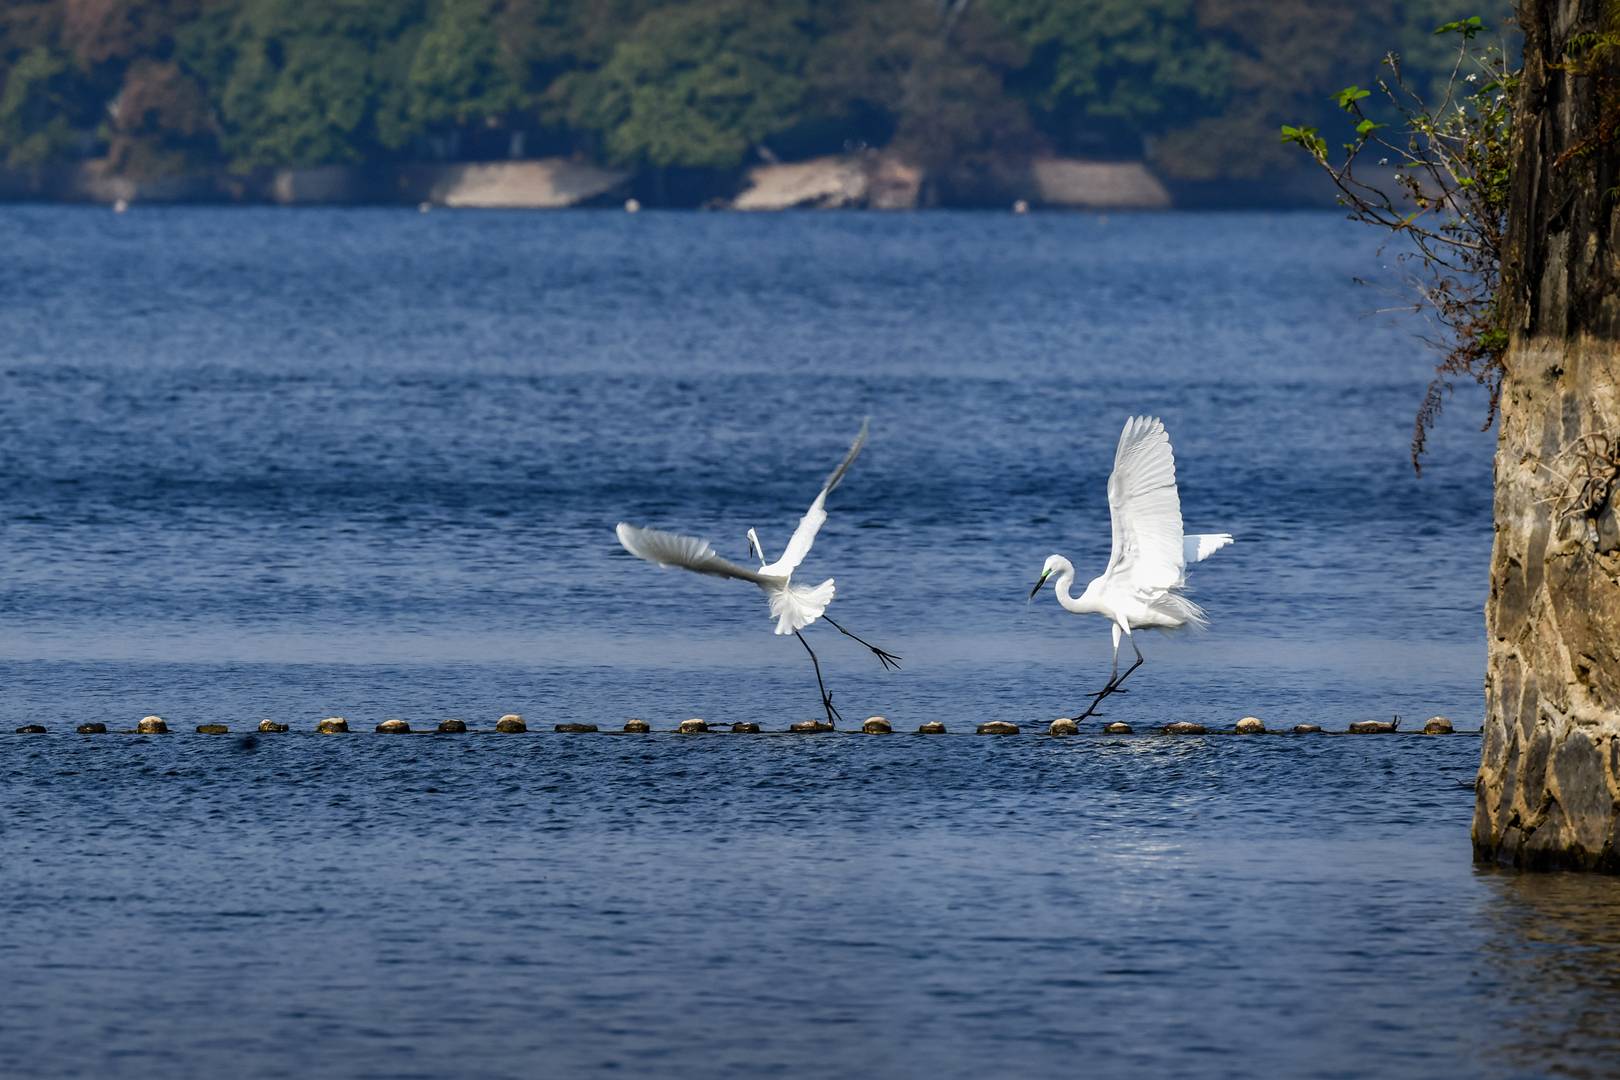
[1477,869,1620,1077]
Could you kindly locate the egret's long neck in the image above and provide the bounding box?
[1049,559,1095,615]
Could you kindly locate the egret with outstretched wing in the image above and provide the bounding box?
[1029,416,1232,720]
[615,419,898,726]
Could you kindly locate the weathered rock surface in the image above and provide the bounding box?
[258,719,288,733]
[1103,721,1133,735]
[1473,0,1620,872]
[14,725,45,734]
[436,719,467,733]
[1234,717,1266,734]
[623,719,651,733]
[790,720,834,733]
[1049,718,1080,736]
[495,714,526,733]
[1030,158,1172,210]
[1162,721,1207,735]
[730,722,761,733]
[862,716,893,734]
[556,722,599,733]
[1292,723,1323,734]
[1348,719,1399,735]
[316,717,349,734]
[733,156,867,210]
[196,724,230,734]
[77,723,107,734]
[676,719,708,734]
[977,721,1020,735]
[137,715,169,734]
[917,721,947,734]
[402,159,629,208]
[376,719,410,734]
[1423,716,1455,735]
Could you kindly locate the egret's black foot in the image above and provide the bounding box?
[821,694,844,727]
[868,646,903,671]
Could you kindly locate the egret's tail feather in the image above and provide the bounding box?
[1157,591,1211,632]
[771,578,835,635]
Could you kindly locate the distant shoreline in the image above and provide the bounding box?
[0,154,1337,212]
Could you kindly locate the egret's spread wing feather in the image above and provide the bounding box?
[766,418,869,577]
[1183,533,1233,564]
[616,523,775,585]
[1105,416,1185,594]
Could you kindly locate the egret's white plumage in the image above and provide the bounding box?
[615,420,895,725]
[1032,416,1231,710]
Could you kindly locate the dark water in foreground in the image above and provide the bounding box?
[2,208,1614,1078]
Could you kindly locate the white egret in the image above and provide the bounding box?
[1029,416,1232,719]
[615,419,898,726]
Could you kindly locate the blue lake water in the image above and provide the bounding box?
[2,207,1614,1078]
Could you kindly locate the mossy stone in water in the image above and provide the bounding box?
[376,719,410,733]
[1348,719,1398,734]
[258,720,289,733]
[623,719,651,733]
[862,716,893,734]
[917,721,947,734]
[196,723,229,735]
[1048,718,1079,736]
[495,714,526,733]
[791,720,834,733]
[1235,716,1266,734]
[14,724,45,734]
[730,722,760,733]
[436,719,467,733]
[676,719,708,733]
[77,723,107,735]
[977,721,1020,735]
[1292,723,1323,734]
[1103,721,1133,735]
[1162,721,1207,735]
[137,716,169,734]
[316,717,349,734]
[556,722,599,733]
[1422,716,1454,735]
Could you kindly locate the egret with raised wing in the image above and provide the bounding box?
[1029,416,1232,720]
[616,420,899,726]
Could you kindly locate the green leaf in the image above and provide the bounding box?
[1355,118,1384,137]
[1334,85,1371,111]
[1435,16,1485,40]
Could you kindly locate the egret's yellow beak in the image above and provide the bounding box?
[1028,569,1052,601]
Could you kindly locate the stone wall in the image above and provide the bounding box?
[1474,0,1620,870]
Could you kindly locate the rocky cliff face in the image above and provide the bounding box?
[1474,0,1620,869]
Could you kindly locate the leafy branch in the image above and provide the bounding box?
[1283,15,1517,472]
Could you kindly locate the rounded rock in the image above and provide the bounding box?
[862,716,893,734]
[977,721,1020,735]
[137,716,169,735]
[77,722,107,735]
[316,717,349,734]
[1162,721,1207,735]
[196,724,230,735]
[917,721,947,734]
[1103,721,1133,735]
[376,719,411,734]
[1234,716,1266,734]
[791,720,833,733]
[556,722,599,733]
[14,724,46,734]
[495,714,527,733]
[1348,719,1399,734]
[1422,715,1454,735]
[436,719,467,734]
[676,718,708,734]
[730,722,760,734]
[1048,718,1080,737]
[623,719,651,733]
[1292,723,1323,735]
[258,719,289,733]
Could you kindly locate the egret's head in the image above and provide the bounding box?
[1028,554,1065,600]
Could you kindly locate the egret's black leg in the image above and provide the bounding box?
[1109,636,1146,691]
[821,615,902,670]
[795,630,842,727]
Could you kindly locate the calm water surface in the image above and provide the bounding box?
[0,208,1613,1078]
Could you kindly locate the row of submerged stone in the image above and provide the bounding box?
[11,713,1457,736]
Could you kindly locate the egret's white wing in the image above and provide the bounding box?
[616,523,777,585]
[1104,416,1185,594]
[1183,533,1233,564]
[762,418,868,577]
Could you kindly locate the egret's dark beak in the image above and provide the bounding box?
[1028,570,1051,601]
